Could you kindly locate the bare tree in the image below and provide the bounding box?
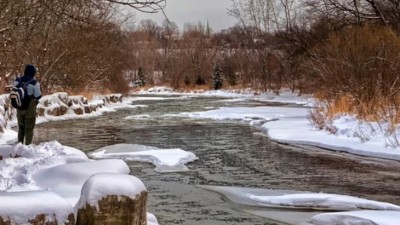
[181,22,216,86]
[160,19,178,56]
[229,0,299,33]
[229,0,277,33]
[0,0,166,94]
[306,0,400,29]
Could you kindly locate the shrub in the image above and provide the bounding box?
[304,25,400,130]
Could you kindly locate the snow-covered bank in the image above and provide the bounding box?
[0,138,195,224]
[249,193,400,210]
[0,141,197,224]
[302,211,400,225]
[0,93,127,145]
[168,105,400,161]
[138,86,314,105]
[199,185,400,211]
[0,142,153,225]
[199,185,400,225]
[137,86,400,161]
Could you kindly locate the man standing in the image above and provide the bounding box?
[14,64,42,145]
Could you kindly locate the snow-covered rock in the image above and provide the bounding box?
[0,191,75,225]
[0,142,152,225]
[0,93,123,135]
[38,93,120,117]
[76,173,147,225]
[103,94,123,104]
[34,159,130,206]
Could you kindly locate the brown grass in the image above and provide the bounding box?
[311,94,400,136]
[313,95,400,120]
[315,95,356,120]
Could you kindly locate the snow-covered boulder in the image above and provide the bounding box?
[103,94,123,104]
[68,95,87,115]
[33,159,130,205]
[37,93,120,117]
[69,96,88,106]
[75,173,147,225]
[0,142,152,225]
[0,191,75,225]
[38,92,69,117]
[0,93,123,135]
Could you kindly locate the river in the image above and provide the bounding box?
[33,95,400,225]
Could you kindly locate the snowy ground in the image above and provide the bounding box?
[0,141,166,224]
[1,87,400,225]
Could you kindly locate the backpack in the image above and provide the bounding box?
[9,77,34,110]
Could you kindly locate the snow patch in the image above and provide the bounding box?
[304,211,400,225]
[89,144,198,172]
[249,193,400,210]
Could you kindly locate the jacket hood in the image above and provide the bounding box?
[24,64,37,78]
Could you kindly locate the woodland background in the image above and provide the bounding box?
[1,0,400,130]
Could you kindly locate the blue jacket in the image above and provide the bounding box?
[14,65,42,100]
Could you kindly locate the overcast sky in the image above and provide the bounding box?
[134,0,237,31]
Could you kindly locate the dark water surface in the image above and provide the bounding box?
[33,95,400,225]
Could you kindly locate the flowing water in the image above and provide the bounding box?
[33,95,400,225]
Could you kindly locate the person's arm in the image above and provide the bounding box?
[33,82,42,101]
[27,82,42,103]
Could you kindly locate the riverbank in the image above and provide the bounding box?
[0,92,125,145]
[136,86,400,162]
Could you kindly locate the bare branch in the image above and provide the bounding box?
[104,0,166,13]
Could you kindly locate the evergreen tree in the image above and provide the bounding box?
[212,65,223,90]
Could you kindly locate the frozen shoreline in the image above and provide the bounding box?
[137,86,400,162]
